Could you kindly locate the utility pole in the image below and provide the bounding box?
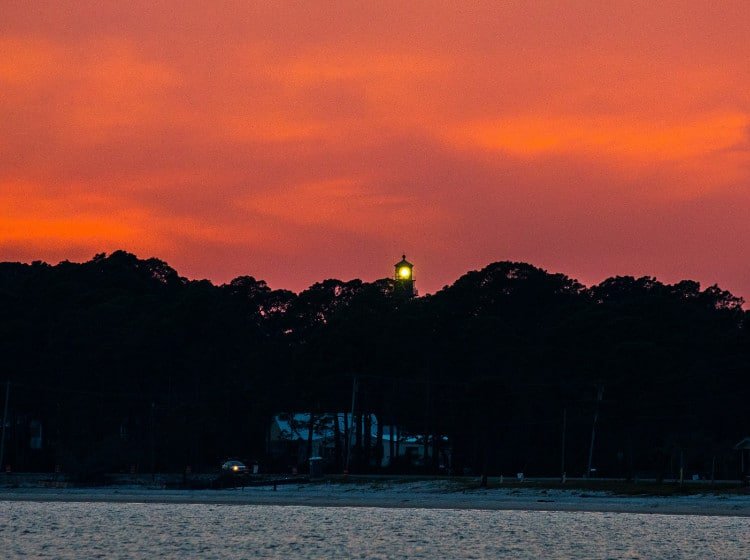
[560,408,567,483]
[150,401,156,482]
[424,377,431,467]
[679,450,684,486]
[710,455,716,485]
[586,385,604,478]
[344,375,357,474]
[0,381,9,472]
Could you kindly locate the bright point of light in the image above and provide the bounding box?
[398,266,411,279]
[232,465,239,472]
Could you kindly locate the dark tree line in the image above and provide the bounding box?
[0,250,748,479]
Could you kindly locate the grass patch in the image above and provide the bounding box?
[320,474,749,497]
[468,479,748,497]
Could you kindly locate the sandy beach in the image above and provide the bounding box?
[2,481,750,517]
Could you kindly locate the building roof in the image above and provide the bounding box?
[394,255,413,268]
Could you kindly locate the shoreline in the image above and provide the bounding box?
[3,483,750,517]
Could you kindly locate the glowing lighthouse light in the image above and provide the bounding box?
[398,266,411,280]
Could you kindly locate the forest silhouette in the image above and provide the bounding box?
[1,250,748,480]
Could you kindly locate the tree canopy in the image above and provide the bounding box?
[1,252,747,479]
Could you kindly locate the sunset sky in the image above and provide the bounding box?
[2,2,749,296]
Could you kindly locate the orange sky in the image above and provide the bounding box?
[2,2,749,296]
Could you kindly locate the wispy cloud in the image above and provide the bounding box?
[1,2,749,296]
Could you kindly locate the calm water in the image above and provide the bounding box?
[1,502,749,559]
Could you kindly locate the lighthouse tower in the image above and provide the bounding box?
[394,255,416,297]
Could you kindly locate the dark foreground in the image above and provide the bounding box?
[2,479,750,516]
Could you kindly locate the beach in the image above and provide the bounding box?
[2,480,749,517]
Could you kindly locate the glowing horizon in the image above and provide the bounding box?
[2,2,748,298]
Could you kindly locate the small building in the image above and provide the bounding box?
[267,413,433,470]
[734,437,750,481]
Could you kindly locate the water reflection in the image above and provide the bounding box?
[2,502,748,559]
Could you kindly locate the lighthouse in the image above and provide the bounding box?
[393,255,416,297]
